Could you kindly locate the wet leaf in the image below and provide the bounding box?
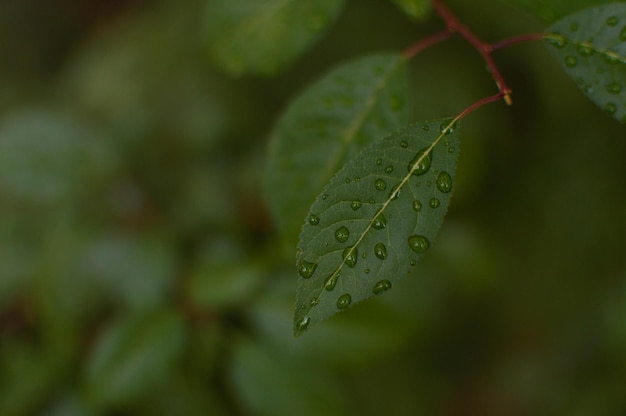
[294,118,460,335]
[265,54,408,242]
[502,0,617,22]
[205,0,346,76]
[545,3,626,123]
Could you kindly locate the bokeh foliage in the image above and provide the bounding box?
[0,0,625,414]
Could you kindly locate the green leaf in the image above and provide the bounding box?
[204,0,346,76]
[265,54,408,242]
[501,0,617,22]
[84,310,185,406]
[294,118,460,335]
[389,0,431,20]
[545,4,626,123]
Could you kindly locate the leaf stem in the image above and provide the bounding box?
[491,33,547,51]
[403,29,454,59]
[432,0,514,105]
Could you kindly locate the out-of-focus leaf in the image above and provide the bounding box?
[501,0,617,22]
[545,3,626,123]
[389,0,431,20]
[0,108,117,207]
[265,54,408,242]
[204,0,346,76]
[295,119,460,335]
[79,232,177,311]
[84,309,185,407]
[230,337,349,416]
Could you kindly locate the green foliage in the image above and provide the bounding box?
[205,0,346,76]
[390,0,431,20]
[502,0,618,22]
[545,3,626,123]
[294,119,459,334]
[265,54,408,242]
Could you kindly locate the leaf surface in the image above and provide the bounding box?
[389,0,431,20]
[294,119,460,335]
[502,0,617,22]
[204,0,345,76]
[265,54,408,242]
[545,3,626,123]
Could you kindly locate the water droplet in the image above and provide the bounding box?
[388,185,401,200]
[345,177,351,184]
[309,214,320,225]
[385,165,394,173]
[337,293,352,309]
[621,26,626,41]
[547,36,566,48]
[322,194,328,200]
[375,179,387,191]
[389,95,403,111]
[408,148,432,176]
[606,16,619,26]
[429,198,440,208]
[374,243,387,260]
[421,124,430,131]
[606,83,622,94]
[576,44,594,57]
[570,22,578,31]
[373,280,391,294]
[364,268,370,274]
[298,260,317,279]
[325,273,339,291]
[368,198,376,204]
[408,235,430,253]
[376,158,383,166]
[351,199,362,210]
[439,122,454,134]
[436,171,453,193]
[399,140,408,148]
[343,246,358,268]
[410,260,417,266]
[296,316,310,331]
[604,102,617,114]
[335,226,349,243]
[372,213,387,229]
[413,200,422,212]
[448,146,455,153]
[564,56,577,67]
[604,53,619,64]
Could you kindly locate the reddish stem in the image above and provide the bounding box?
[491,33,547,52]
[455,91,506,123]
[432,0,513,105]
[403,29,454,59]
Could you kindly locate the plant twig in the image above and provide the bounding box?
[491,33,547,52]
[403,29,454,59]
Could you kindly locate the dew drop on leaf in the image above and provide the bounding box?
[309,214,320,225]
[547,36,566,48]
[564,56,578,67]
[604,102,617,114]
[410,260,417,266]
[408,148,432,176]
[429,198,440,208]
[436,171,453,193]
[399,140,408,148]
[413,200,422,212]
[385,165,394,174]
[606,83,622,94]
[375,179,387,191]
[408,235,430,253]
[337,293,352,309]
[325,274,339,291]
[298,260,317,279]
[351,200,362,211]
[335,226,350,243]
[364,268,370,274]
[296,316,310,331]
[310,299,319,306]
[376,158,383,166]
[343,246,358,268]
[374,243,387,260]
[372,213,387,229]
[606,16,619,26]
[388,185,401,200]
[448,146,456,153]
[372,280,392,295]
[576,44,594,57]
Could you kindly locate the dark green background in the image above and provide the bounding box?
[1,0,625,414]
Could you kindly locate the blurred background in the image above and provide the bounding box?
[0,0,625,414]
